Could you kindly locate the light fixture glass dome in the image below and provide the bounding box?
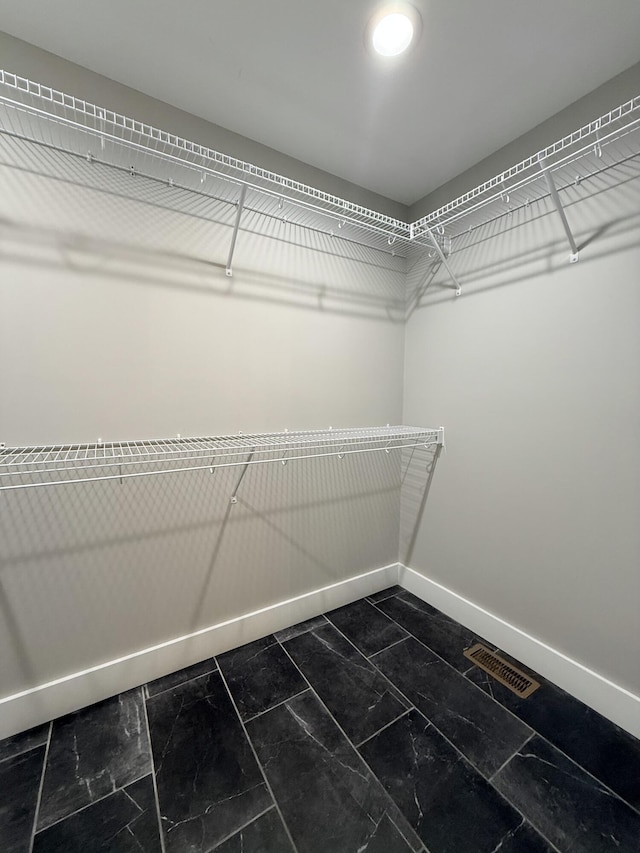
[372,12,414,56]
[367,4,422,59]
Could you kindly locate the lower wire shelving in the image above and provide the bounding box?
[0,425,444,492]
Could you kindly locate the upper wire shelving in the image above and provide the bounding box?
[411,95,640,261]
[0,426,444,492]
[0,70,412,265]
[0,68,639,288]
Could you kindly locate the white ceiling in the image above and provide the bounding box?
[1,0,640,205]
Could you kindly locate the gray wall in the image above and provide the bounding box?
[0,163,406,446]
[0,37,405,700]
[403,115,640,695]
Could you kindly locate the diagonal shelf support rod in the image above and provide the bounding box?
[226,184,247,277]
[414,224,462,296]
[540,158,579,263]
[230,447,255,504]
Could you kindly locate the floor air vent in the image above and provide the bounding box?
[464,644,540,698]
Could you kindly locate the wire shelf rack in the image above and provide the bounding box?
[0,426,444,491]
[411,96,640,244]
[0,70,411,257]
[0,69,638,288]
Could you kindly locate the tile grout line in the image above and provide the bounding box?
[321,619,414,713]
[146,661,219,700]
[274,616,329,644]
[366,589,403,605]
[486,798,564,853]
[465,667,640,815]
[215,660,302,853]
[0,746,46,767]
[369,599,546,737]
[299,621,434,770]
[28,721,52,852]
[356,708,414,749]
[365,634,411,659]
[278,644,424,853]
[488,731,535,782]
[278,636,424,849]
[466,686,640,811]
[369,597,481,673]
[379,593,640,817]
[533,730,640,819]
[32,770,154,835]
[456,668,564,744]
[209,804,276,851]
[364,613,550,786]
[364,630,531,784]
[276,638,424,853]
[140,687,167,853]
[243,688,311,724]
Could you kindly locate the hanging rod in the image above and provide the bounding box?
[0,426,444,491]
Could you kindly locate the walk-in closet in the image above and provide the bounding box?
[0,3,639,852]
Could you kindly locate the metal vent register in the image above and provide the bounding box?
[464,644,540,698]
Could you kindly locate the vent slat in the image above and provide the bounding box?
[463,644,540,698]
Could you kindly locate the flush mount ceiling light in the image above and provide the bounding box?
[367,3,422,58]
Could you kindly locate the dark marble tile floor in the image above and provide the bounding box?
[376,591,491,673]
[1,585,639,853]
[36,689,151,832]
[218,635,307,721]
[283,622,410,745]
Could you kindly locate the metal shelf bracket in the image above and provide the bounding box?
[412,224,462,296]
[230,447,255,504]
[540,158,580,263]
[226,185,247,277]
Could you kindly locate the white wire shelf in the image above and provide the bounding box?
[0,70,411,257]
[0,426,444,491]
[411,96,640,243]
[0,69,637,287]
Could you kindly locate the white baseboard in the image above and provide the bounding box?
[399,565,640,740]
[0,563,400,740]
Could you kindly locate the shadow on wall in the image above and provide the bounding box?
[0,219,406,323]
[0,158,407,323]
[0,444,445,698]
[399,443,443,566]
